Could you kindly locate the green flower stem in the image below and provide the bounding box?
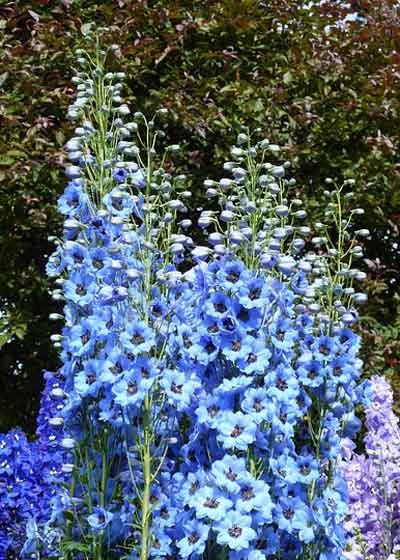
[140,392,152,560]
[139,120,155,560]
[97,431,109,560]
[64,455,78,560]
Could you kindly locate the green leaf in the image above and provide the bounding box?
[283,70,293,84]
[0,72,8,86]
[0,332,11,350]
[61,540,91,553]
[63,510,75,522]
[81,23,93,36]
[55,130,65,146]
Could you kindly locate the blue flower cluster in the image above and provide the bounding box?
[43,45,197,557]
[1,41,374,560]
[42,47,370,557]
[0,370,68,558]
[136,257,363,559]
[47,165,190,551]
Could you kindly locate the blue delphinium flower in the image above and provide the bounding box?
[194,486,233,521]
[113,167,128,184]
[87,507,114,531]
[215,510,256,550]
[177,519,210,557]
[217,411,257,451]
[156,250,367,559]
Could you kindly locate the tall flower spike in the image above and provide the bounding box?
[344,376,400,559]
[46,32,197,559]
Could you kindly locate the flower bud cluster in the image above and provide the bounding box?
[200,133,306,277]
[200,135,369,333]
[302,179,370,328]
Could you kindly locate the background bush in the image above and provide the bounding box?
[0,0,399,432]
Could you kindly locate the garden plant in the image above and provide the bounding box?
[1,27,400,560]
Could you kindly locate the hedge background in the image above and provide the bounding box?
[0,0,399,432]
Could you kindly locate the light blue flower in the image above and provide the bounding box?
[215,510,256,550]
[87,507,113,531]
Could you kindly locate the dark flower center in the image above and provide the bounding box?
[92,258,104,269]
[222,318,235,331]
[253,399,263,412]
[333,366,342,376]
[237,308,249,322]
[75,284,86,295]
[231,424,244,437]
[297,396,305,408]
[319,344,329,355]
[241,486,255,501]
[112,198,123,210]
[81,332,90,345]
[249,287,261,300]
[127,382,138,395]
[183,335,192,348]
[207,405,219,417]
[256,539,267,550]
[205,341,216,354]
[226,467,237,481]
[228,525,242,538]
[188,532,200,545]
[276,378,288,390]
[150,493,158,504]
[160,507,169,519]
[110,362,123,375]
[204,497,219,509]
[247,352,257,364]
[171,382,183,394]
[283,507,294,519]
[132,332,145,345]
[151,304,162,317]
[227,271,240,282]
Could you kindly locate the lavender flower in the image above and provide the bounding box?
[344,376,400,559]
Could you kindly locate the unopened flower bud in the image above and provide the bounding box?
[49,313,64,321]
[60,438,76,450]
[49,417,64,427]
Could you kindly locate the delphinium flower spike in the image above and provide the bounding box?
[47,29,196,559]
[343,375,400,560]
